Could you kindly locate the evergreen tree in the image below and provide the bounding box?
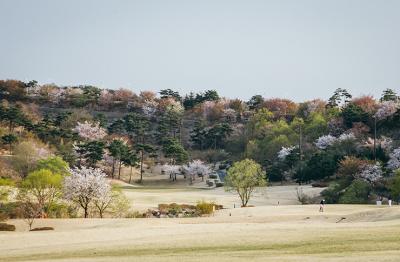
[380,88,398,102]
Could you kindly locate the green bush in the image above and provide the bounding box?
[0,178,15,186]
[0,223,16,231]
[46,203,74,218]
[0,202,24,219]
[125,211,145,218]
[321,182,345,204]
[339,180,371,204]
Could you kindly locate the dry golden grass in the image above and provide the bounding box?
[1,205,400,262]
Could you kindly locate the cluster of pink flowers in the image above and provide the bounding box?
[374,101,399,120]
[73,121,107,141]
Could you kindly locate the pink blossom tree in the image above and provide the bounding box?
[374,101,399,120]
[73,121,107,141]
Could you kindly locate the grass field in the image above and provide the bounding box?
[1,205,400,261]
[1,182,400,262]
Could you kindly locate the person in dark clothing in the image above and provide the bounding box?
[319,199,325,212]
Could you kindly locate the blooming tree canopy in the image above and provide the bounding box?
[357,163,383,183]
[337,132,355,142]
[64,166,111,218]
[315,135,337,149]
[277,146,296,160]
[374,101,399,120]
[388,148,400,171]
[73,121,107,141]
[162,164,181,176]
[184,160,212,183]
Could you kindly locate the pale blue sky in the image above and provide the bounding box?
[0,0,399,101]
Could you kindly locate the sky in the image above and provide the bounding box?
[0,0,399,101]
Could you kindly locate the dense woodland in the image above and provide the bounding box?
[1,79,400,209]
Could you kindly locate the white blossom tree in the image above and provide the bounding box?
[162,164,181,181]
[388,148,400,171]
[222,108,237,122]
[73,121,107,141]
[142,99,158,117]
[357,163,383,183]
[315,135,337,149]
[277,146,296,160]
[338,132,356,142]
[93,186,114,218]
[64,167,111,218]
[374,101,399,120]
[184,160,212,183]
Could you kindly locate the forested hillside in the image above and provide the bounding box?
[1,79,400,204]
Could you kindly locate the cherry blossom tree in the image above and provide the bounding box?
[301,99,326,117]
[387,148,400,171]
[73,121,107,141]
[357,163,383,183]
[142,99,158,117]
[337,132,356,142]
[63,167,111,218]
[98,89,115,108]
[315,135,337,149]
[184,160,212,183]
[374,101,399,120]
[162,164,181,181]
[222,108,237,122]
[277,146,296,160]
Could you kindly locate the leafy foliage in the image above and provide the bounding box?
[225,159,266,207]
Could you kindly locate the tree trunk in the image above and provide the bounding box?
[111,158,116,179]
[140,150,144,183]
[118,160,122,180]
[129,166,133,184]
[84,206,88,218]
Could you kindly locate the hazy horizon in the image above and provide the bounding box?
[0,0,399,101]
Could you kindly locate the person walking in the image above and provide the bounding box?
[388,197,392,207]
[319,199,325,212]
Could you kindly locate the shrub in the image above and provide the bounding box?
[321,182,344,204]
[196,201,215,215]
[312,181,329,188]
[46,203,73,218]
[125,211,145,218]
[110,192,131,218]
[296,187,310,205]
[0,212,7,221]
[0,202,24,219]
[0,223,16,231]
[30,227,54,231]
[159,203,182,215]
[339,180,371,204]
